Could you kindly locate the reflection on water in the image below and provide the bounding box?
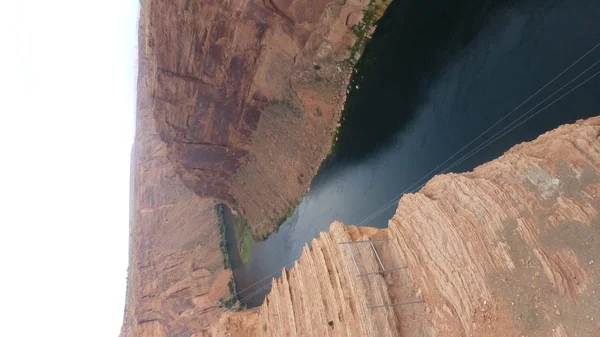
[228,0,600,307]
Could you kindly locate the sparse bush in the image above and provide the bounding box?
[345,0,386,65]
[215,204,231,269]
[219,278,239,310]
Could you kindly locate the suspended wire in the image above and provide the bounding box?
[438,68,600,176]
[358,62,600,227]
[236,262,294,295]
[238,282,273,303]
[354,42,600,228]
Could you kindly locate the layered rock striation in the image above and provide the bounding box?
[138,0,389,238]
[256,117,600,337]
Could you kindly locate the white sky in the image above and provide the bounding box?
[0,1,138,336]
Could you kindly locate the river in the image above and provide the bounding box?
[226,0,600,307]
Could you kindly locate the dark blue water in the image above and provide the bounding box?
[230,0,600,307]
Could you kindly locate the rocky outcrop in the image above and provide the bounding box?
[139,0,390,239]
[255,117,600,336]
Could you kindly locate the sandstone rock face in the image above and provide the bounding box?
[257,223,433,337]
[255,117,600,336]
[389,117,600,336]
[139,0,383,238]
[122,1,385,335]
[121,99,235,337]
[120,42,241,337]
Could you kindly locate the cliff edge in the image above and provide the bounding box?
[254,116,600,337]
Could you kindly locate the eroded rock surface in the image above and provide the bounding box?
[139,0,388,238]
[390,116,600,336]
[257,223,433,337]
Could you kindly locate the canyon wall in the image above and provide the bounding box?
[255,117,600,337]
[138,0,389,239]
[121,1,389,335]
[119,62,236,336]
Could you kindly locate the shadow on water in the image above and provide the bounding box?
[334,0,520,164]
[228,0,600,308]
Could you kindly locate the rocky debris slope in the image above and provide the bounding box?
[255,117,600,336]
[139,0,391,239]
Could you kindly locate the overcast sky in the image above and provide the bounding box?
[0,1,138,336]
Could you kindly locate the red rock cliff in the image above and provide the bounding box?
[138,0,388,238]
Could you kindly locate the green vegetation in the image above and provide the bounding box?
[313,64,321,70]
[219,278,243,310]
[215,204,231,269]
[345,0,387,66]
[275,206,296,228]
[332,0,390,154]
[238,227,254,265]
[214,208,249,311]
